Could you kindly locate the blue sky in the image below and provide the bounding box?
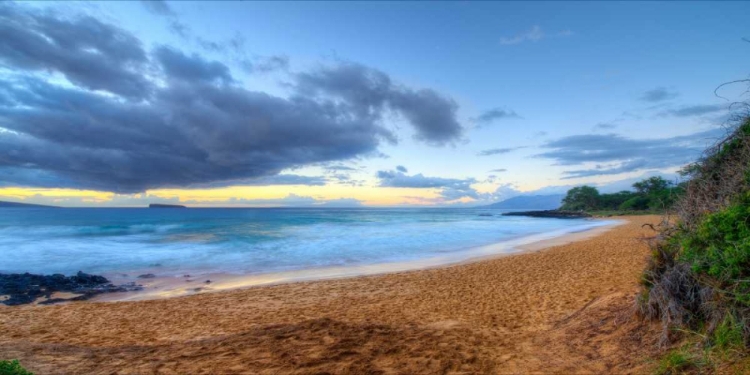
[0,1,749,207]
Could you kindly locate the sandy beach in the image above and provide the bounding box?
[0,216,663,374]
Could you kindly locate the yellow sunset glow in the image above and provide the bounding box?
[0,185,450,207]
[0,187,114,201]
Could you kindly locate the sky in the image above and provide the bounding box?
[0,1,748,207]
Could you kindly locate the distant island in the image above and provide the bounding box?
[479,194,564,210]
[148,204,187,208]
[0,200,57,208]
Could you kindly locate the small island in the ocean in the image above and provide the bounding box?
[148,203,187,208]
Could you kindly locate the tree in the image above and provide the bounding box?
[559,176,683,213]
[599,190,637,210]
[560,185,600,211]
[632,176,671,195]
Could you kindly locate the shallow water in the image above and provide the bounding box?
[0,207,616,277]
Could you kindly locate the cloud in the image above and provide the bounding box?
[0,5,464,194]
[500,25,572,45]
[477,147,525,156]
[1,192,363,208]
[140,0,174,16]
[249,55,290,73]
[324,165,358,172]
[489,183,522,201]
[141,0,284,72]
[297,62,463,145]
[0,3,151,99]
[320,164,365,186]
[640,87,679,102]
[489,168,507,173]
[376,169,479,201]
[594,122,617,130]
[660,104,725,117]
[472,108,520,126]
[396,165,408,173]
[536,128,725,179]
[154,46,233,83]
[192,174,328,188]
[0,76,389,192]
[168,19,189,38]
[223,194,363,208]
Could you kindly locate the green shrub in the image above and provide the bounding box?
[0,360,33,375]
[638,115,750,372]
[679,192,750,291]
[713,313,745,351]
[655,348,700,375]
[619,196,650,211]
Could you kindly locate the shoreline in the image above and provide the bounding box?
[96,218,625,302]
[0,215,663,374]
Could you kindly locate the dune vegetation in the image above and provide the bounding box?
[637,115,750,373]
[0,360,33,375]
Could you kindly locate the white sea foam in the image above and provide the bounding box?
[0,208,617,276]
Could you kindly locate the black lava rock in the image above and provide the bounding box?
[0,271,143,306]
[501,210,591,219]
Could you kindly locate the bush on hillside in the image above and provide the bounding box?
[638,116,750,355]
[0,360,33,375]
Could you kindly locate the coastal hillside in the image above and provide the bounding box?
[638,116,750,372]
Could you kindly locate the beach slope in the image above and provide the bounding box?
[0,216,663,374]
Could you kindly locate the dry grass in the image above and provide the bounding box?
[637,112,750,370]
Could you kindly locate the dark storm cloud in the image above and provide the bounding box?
[472,108,520,126]
[0,3,151,100]
[392,89,461,145]
[297,63,463,145]
[0,76,390,193]
[639,87,679,102]
[190,174,328,188]
[536,129,725,179]
[661,104,725,117]
[140,0,174,16]
[0,4,465,193]
[154,46,233,83]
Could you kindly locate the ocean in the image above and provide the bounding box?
[0,207,616,277]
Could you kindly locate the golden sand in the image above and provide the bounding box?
[0,216,664,374]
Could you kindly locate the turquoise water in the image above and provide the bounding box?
[0,208,614,276]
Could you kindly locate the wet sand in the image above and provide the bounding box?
[0,216,664,374]
[97,219,624,302]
